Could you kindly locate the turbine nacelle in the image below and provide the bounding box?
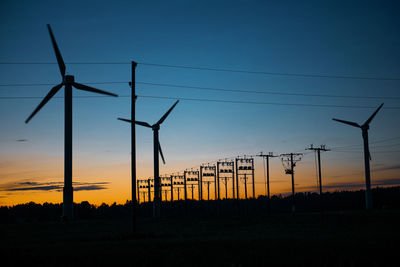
[361,124,370,131]
[65,75,75,84]
[152,124,160,131]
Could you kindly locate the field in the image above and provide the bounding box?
[1,209,399,266]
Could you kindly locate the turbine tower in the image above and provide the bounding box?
[332,103,384,210]
[25,25,118,220]
[118,100,179,217]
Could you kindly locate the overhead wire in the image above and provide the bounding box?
[1,94,400,109]
[1,80,399,100]
[1,61,400,81]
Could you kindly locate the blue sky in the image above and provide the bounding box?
[0,0,399,204]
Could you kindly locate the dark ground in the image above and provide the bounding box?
[1,209,399,267]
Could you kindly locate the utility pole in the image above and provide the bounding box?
[213,166,217,200]
[243,174,248,199]
[216,162,221,200]
[170,176,173,202]
[147,179,151,203]
[306,145,330,195]
[206,181,211,200]
[235,158,239,199]
[198,168,202,201]
[184,171,188,202]
[222,177,228,199]
[251,158,255,199]
[200,166,203,201]
[130,61,138,232]
[231,162,235,200]
[137,180,140,204]
[306,145,330,212]
[280,153,303,213]
[257,152,278,213]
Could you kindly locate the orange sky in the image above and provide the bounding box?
[1,153,398,206]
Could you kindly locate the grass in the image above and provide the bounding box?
[1,209,399,266]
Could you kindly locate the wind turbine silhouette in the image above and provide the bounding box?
[332,103,384,210]
[118,100,179,217]
[25,24,118,220]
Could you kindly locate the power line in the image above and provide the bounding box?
[330,138,400,150]
[331,150,400,154]
[1,94,400,109]
[1,61,400,81]
[0,81,127,87]
[139,62,400,81]
[136,81,400,100]
[332,143,400,151]
[1,80,399,100]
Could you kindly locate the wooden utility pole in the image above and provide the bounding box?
[257,152,278,213]
[184,171,188,201]
[306,145,330,212]
[306,145,330,195]
[130,61,137,232]
[137,180,140,204]
[147,179,151,203]
[243,174,248,199]
[170,176,174,202]
[280,153,302,213]
[251,158,255,198]
[216,162,221,200]
[235,158,239,199]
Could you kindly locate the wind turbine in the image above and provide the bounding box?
[25,25,118,220]
[118,100,179,218]
[332,103,384,210]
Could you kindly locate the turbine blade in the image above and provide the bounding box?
[25,83,63,123]
[135,120,152,128]
[117,118,132,123]
[47,24,66,78]
[332,118,360,128]
[73,82,118,97]
[156,100,179,125]
[158,139,166,164]
[364,103,384,126]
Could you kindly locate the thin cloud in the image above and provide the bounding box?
[0,180,110,192]
[16,139,28,142]
[74,185,108,191]
[8,185,62,191]
[296,178,400,191]
[373,164,400,172]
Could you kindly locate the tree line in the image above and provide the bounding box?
[1,186,399,223]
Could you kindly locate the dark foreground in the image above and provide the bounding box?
[1,210,399,267]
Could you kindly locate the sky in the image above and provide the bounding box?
[0,0,399,206]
